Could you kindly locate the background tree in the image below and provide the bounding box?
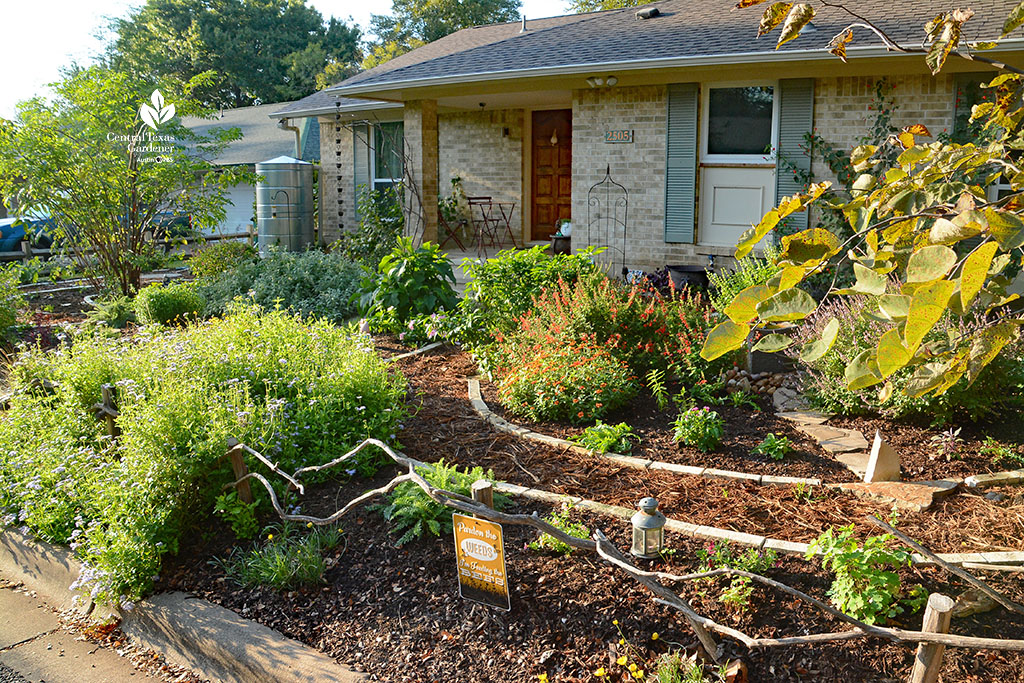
[106,0,361,108]
[362,0,521,69]
[569,0,645,13]
[0,67,252,295]
[701,1,1024,403]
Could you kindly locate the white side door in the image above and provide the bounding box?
[698,84,778,249]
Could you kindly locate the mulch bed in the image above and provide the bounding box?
[162,472,1024,683]
[161,343,1024,682]
[476,360,1023,485]
[478,377,855,483]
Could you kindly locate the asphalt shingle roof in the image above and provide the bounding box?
[329,0,1024,96]
[184,103,314,165]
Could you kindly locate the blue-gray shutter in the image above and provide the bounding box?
[352,123,371,222]
[775,78,815,232]
[665,83,698,243]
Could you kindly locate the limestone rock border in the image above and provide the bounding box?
[498,483,1024,569]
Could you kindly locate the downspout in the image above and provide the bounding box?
[277,118,302,158]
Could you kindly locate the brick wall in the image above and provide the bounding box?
[317,117,355,245]
[810,74,956,184]
[438,110,524,240]
[572,85,709,274]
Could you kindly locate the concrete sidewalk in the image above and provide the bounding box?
[0,584,162,683]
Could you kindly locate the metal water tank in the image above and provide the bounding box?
[255,156,314,253]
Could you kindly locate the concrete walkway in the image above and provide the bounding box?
[0,585,160,683]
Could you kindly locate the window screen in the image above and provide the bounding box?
[707,87,774,156]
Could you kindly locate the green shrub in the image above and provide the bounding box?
[214,522,344,589]
[528,503,589,555]
[653,652,728,683]
[980,436,1023,467]
[707,244,780,314]
[198,249,363,323]
[371,460,506,547]
[189,240,257,279]
[807,525,927,625]
[335,186,404,267]
[0,305,406,605]
[453,245,601,352]
[672,407,724,452]
[790,295,1024,425]
[133,281,204,326]
[358,237,457,332]
[497,339,636,423]
[571,421,639,454]
[0,266,25,339]
[213,491,259,540]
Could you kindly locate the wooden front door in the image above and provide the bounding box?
[531,109,572,241]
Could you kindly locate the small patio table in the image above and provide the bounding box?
[468,196,519,252]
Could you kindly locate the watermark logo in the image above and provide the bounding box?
[139,90,175,130]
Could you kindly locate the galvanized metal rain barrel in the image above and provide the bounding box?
[255,156,314,254]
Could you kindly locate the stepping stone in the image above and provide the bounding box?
[836,450,870,477]
[837,479,959,512]
[777,410,831,425]
[864,431,901,483]
[796,424,870,453]
[772,387,810,412]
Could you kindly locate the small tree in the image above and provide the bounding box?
[0,67,252,295]
[702,2,1024,402]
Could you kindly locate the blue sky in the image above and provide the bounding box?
[0,0,570,118]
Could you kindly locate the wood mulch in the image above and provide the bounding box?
[162,343,1024,683]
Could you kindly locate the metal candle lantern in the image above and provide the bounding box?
[631,497,666,559]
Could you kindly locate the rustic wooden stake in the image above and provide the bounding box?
[226,437,253,504]
[910,593,955,683]
[100,384,119,438]
[471,479,494,512]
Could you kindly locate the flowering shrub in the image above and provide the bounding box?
[0,305,406,606]
[497,340,636,423]
[198,249,363,323]
[671,407,724,452]
[497,275,730,382]
[789,295,1024,425]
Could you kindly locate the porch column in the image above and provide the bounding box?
[403,99,439,244]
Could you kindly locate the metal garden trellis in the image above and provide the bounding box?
[586,164,628,278]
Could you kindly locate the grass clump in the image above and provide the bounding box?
[133,281,204,326]
[214,522,344,589]
[528,503,589,555]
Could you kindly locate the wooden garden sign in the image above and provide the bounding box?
[452,513,510,611]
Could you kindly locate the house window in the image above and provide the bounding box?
[705,86,776,158]
[372,122,404,192]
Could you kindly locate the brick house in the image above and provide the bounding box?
[271,0,1024,271]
